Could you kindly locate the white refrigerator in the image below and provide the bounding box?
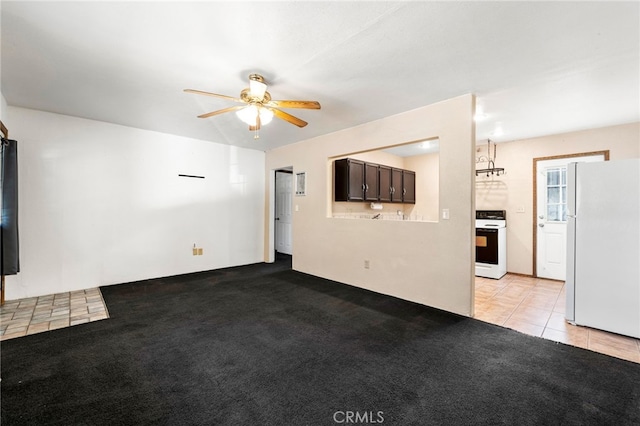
[565,159,640,339]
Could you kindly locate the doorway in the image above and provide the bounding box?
[533,151,608,280]
[275,169,293,256]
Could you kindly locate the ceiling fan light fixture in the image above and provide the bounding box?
[236,105,273,126]
[236,105,257,125]
[260,107,274,125]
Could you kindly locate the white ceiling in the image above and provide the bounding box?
[383,138,439,157]
[2,1,638,152]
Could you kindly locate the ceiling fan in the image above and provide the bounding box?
[185,74,321,139]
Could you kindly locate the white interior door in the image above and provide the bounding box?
[536,154,604,280]
[275,171,293,255]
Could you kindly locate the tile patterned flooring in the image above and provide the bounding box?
[1,275,639,365]
[0,288,109,341]
[475,274,640,364]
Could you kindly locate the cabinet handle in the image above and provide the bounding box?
[403,188,406,195]
[391,187,395,194]
[365,184,369,191]
[362,184,366,191]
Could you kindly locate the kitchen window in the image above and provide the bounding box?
[546,166,567,222]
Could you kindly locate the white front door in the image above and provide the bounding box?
[275,171,293,255]
[536,154,604,280]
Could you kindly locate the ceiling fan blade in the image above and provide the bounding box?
[184,89,244,103]
[197,105,246,119]
[266,100,321,109]
[270,108,308,128]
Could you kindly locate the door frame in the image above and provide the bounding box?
[532,150,609,278]
[268,166,293,263]
[275,169,293,255]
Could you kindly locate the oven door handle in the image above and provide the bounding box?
[477,228,499,233]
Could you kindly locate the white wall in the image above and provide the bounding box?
[476,122,640,275]
[265,95,476,316]
[1,94,7,122]
[5,107,265,300]
[405,152,439,222]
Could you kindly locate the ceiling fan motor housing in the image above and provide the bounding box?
[240,88,271,104]
[248,74,265,84]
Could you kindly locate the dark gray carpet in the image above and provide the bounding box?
[2,257,640,425]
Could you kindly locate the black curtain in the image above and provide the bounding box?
[1,137,19,275]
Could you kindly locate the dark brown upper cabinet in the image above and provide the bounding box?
[391,168,404,203]
[364,162,379,201]
[379,166,392,202]
[335,158,364,201]
[402,170,416,204]
[334,158,415,204]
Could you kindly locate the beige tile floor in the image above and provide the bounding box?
[475,274,640,364]
[0,288,109,341]
[1,277,639,365]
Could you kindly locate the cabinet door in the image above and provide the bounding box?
[334,158,364,201]
[364,163,379,201]
[378,166,392,202]
[347,159,365,201]
[334,159,349,201]
[391,168,403,203]
[402,170,416,204]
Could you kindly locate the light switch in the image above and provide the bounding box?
[295,205,299,212]
[442,209,450,220]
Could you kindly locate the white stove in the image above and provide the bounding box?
[475,210,507,279]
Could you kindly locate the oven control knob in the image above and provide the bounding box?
[538,223,545,227]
